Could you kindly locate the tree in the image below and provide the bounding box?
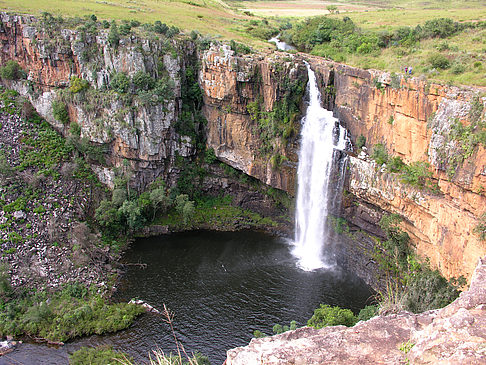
[111,188,127,207]
[108,21,120,48]
[326,5,338,14]
[119,200,145,230]
[95,200,120,230]
[175,194,194,225]
[150,187,171,220]
[182,200,195,225]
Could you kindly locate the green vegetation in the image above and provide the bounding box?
[0,60,26,80]
[355,135,366,149]
[51,99,70,124]
[246,67,306,157]
[374,214,464,314]
[0,0,270,48]
[357,305,378,322]
[0,279,144,342]
[253,321,297,338]
[307,304,357,328]
[474,213,486,241]
[155,194,278,232]
[69,346,131,365]
[369,143,439,193]
[175,64,205,143]
[371,143,389,166]
[278,13,485,86]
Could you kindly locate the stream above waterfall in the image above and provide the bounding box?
[6,231,373,365]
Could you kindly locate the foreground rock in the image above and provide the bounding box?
[226,257,486,365]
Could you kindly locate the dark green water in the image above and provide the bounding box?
[5,230,373,365]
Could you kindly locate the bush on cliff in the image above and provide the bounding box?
[0,60,26,81]
[307,304,357,328]
[375,214,464,314]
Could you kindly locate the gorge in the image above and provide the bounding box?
[0,11,485,364]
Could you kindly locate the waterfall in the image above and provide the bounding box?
[292,63,348,271]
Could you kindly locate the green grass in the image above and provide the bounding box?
[0,0,270,47]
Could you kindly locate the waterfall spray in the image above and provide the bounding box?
[292,63,347,271]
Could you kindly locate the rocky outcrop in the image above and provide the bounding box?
[200,46,307,195]
[226,256,486,365]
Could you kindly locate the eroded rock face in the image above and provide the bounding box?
[200,45,307,195]
[0,13,197,189]
[226,257,486,365]
[346,155,486,282]
[305,56,486,282]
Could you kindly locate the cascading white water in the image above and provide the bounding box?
[293,63,347,271]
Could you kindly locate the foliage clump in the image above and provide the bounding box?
[0,60,26,81]
[374,214,464,314]
[307,304,357,328]
[52,100,70,124]
[69,346,131,365]
[0,282,144,342]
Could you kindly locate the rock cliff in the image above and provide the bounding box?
[304,56,486,281]
[200,45,307,195]
[1,12,485,284]
[0,13,198,188]
[225,256,486,365]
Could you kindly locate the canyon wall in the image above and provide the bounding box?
[305,56,486,281]
[200,46,307,195]
[1,13,484,282]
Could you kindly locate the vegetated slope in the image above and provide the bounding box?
[0,88,113,290]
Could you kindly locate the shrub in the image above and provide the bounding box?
[108,22,120,48]
[356,134,366,149]
[307,304,357,329]
[474,213,486,241]
[371,143,389,165]
[403,266,463,313]
[230,40,252,55]
[153,21,168,34]
[387,156,405,173]
[69,76,89,93]
[52,100,69,124]
[422,18,458,38]
[119,23,131,36]
[451,63,466,74]
[110,72,130,93]
[357,305,378,322]
[132,71,155,91]
[428,53,450,69]
[0,60,25,80]
[69,346,131,365]
[400,161,434,189]
[204,148,217,164]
